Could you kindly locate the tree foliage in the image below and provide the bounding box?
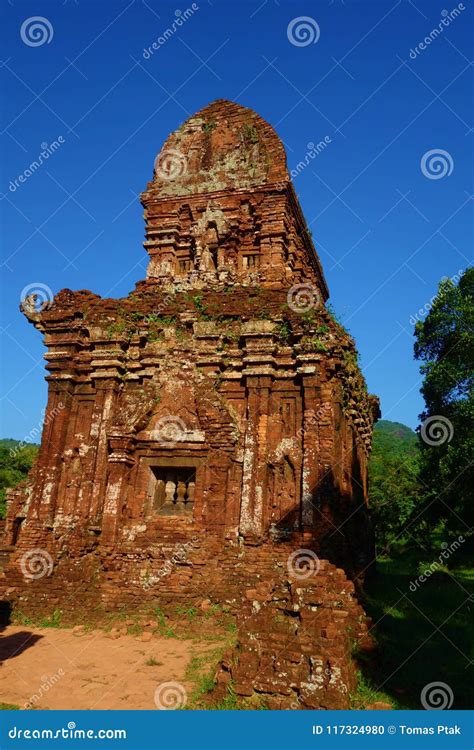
[369,421,421,550]
[0,440,39,518]
[414,268,474,535]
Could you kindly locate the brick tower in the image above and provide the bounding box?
[1,101,379,708]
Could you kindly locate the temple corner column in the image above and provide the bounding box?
[101,434,136,544]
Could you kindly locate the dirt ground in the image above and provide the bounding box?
[0,625,216,710]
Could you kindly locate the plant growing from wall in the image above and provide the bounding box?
[241,122,259,144]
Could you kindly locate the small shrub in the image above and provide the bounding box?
[175,605,198,620]
[38,608,62,628]
[241,123,259,144]
[202,119,216,134]
[145,657,162,667]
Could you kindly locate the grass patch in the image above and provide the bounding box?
[175,605,198,621]
[151,606,178,639]
[37,609,62,628]
[9,601,234,643]
[10,610,35,627]
[203,604,222,618]
[126,623,142,636]
[145,657,162,667]
[349,671,392,710]
[211,683,268,711]
[184,648,267,710]
[362,546,474,709]
[12,608,63,629]
[184,649,222,708]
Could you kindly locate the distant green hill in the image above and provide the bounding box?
[0,438,26,448]
[0,439,39,519]
[373,420,418,456]
[369,420,421,548]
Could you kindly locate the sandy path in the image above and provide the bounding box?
[0,625,205,710]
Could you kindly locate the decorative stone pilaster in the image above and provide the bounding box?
[89,382,119,522]
[239,376,260,538]
[299,361,323,529]
[101,434,136,544]
[34,384,74,525]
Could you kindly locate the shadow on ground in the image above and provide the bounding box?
[0,600,43,666]
[360,551,474,709]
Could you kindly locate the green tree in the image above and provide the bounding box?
[0,440,39,518]
[414,268,474,536]
[369,421,421,550]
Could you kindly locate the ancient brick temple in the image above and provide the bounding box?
[1,100,379,708]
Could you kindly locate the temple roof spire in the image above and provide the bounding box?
[148,99,289,199]
[140,99,328,299]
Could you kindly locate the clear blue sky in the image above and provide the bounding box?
[1,0,472,440]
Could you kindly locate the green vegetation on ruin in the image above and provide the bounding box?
[0,439,39,519]
[241,122,259,145]
[202,118,217,134]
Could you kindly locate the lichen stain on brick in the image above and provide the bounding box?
[1,99,380,709]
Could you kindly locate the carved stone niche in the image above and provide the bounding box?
[141,456,199,517]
